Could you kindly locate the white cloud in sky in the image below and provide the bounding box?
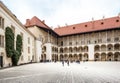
[1,0,120,28]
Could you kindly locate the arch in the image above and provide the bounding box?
[43,46,46,52]
[52,47,54,52]
[107,52,113,61]
[101,45,106,51]
[114,43,120,51]
[64,54,68,61]
[107,44,113,51]
[101,53,106,61]
[94,53,100,61]
[84,53,89,61]
[94,45,100,52]
[69,47,73,53]
[79,54,82,61]
[69,54,73,62]
[114,52,120,61]
[52,54,55,61]
[78,46,82,52]
[55,54,58,62]
[64,47,68,53]
[84,46,88,52]
[73,54,78,61]
[41,54,46,62]
[73,47,78,53]
[60,48,63,53]
[60,54,63,61]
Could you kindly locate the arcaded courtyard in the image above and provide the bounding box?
[0,62,120,83]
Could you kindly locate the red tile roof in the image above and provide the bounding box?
[25,16,50,29]
[54,16,120,36]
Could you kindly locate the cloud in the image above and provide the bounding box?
[1,0,120,28]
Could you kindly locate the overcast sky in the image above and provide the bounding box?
[1,0,120,28]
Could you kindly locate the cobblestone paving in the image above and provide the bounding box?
[0,62,120,83]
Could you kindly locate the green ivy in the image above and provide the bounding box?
[5,27,23,66]
[16,34,22,57]
[12,50,19,66]
[5,27,14,57]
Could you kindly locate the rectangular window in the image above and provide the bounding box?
[98,39,102,43]
[61,41,63,46]
[0,35,4,47]
[69,42,72,45]
[107,38,111,42]
[0,17,4,29]
[114,37,119,42]
[28,37,30,44]
[28,47,30,53]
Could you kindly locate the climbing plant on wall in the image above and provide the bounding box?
[5,27,14,58]
[5,27,23,66]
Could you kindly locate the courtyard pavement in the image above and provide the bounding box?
[0,62,120,83]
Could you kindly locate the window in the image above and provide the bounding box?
[0,35,4,47]
[116,20,119,22]
[94,41,97,44]
[76,42,78,45]
[114,37,119,42]
[85,25,87,27]
[107,38,111,42]
[73,27,75,29]
[61,41,63,46]
[98,39,102,43]
[101,22,104,25]
[69,42,72,45]
[28,37,30,44]
[28,47,30,53]
[0,17,4,29]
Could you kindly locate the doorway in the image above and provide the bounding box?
[0,56,3,67]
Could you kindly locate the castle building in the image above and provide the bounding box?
[0,1,120,68]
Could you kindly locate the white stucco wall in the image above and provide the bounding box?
[0,2,35,67]
[88,44,94,61]
[35,40,42,62]
[45,43,52,61]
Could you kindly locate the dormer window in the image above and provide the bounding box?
[101,22,104,25]
[116,20,119,22]
[85,25,87,27]
[73,27,75,29]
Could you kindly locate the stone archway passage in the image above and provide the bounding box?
[114,52,120,61]
[107,52,113,61]
[101,53,106,61]
[94,53,100,61]
[60,55,63,61]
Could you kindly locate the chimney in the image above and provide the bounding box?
[65,23,68,27]
[102,15,105,20]
[25,19,30,26]
[92,17,94,22]
[42,20,45,23]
